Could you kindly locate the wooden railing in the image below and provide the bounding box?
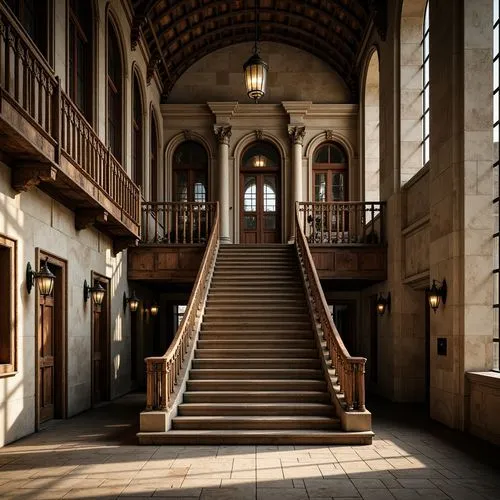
[145,203,220,410]
[141,202,218,244]
[295,203,366,412]
[0,5,57,142]
[0,4,140,226]
[298,202,385,245]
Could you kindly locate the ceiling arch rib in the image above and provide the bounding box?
[133,0,371,100]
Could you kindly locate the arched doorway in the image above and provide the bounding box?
[312,142,348,202]
[240,141,281,244]
[172,141,208,202]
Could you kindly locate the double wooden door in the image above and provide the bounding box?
[240,173,280,244]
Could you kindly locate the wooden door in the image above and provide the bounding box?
[39,293,55,423]
[240,173,280,244]
[92,276,109,405]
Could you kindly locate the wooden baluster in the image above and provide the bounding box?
[52,77,61,162]
[189,205,193,243]
[174,205,179,244]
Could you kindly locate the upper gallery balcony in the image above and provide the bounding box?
[0,6,140,251]
[128,200,387,283]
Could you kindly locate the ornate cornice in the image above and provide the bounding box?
[214,125,232,146]
[288,126,306,146]
[131,15,147,51]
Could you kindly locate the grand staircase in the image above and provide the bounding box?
[145,245,372,445]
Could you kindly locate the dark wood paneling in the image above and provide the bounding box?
[310,246,387,281]
[128,245,205,281]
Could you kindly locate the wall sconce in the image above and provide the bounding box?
[84,280,105,306]
[123,290,139,312]
[26,257,55,296]
[376,292,391,316]
[428,279,447,312]
[150,303,159,316]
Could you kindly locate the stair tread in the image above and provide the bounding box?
[173,416,339,422]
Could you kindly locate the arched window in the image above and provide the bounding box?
[422,1,430,165]
[312,143,348,202]
[150,112,159,202]
[107,19,123,162]
[6,0,48,58]
[399,0,429,184]
[364,50,380,202]
[132,74,143,191]
[173,141,208,202]
[68,0,93,122]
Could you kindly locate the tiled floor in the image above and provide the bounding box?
[0,394,499,499]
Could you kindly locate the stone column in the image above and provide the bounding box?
[214,125,232,243]
[288,125,305,242]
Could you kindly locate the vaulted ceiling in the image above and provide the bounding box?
[132,1,384,100]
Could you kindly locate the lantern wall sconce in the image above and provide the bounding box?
[376,292,391,316]
[428,279,447,312]
[150,303,159,317]
[84,280,105,306]
[123,290,140,312]
[26,257,55,296]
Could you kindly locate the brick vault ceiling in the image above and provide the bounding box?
[132,0,383,100]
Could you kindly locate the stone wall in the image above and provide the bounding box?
[167,42,351,105]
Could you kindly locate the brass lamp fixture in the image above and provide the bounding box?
[123,290,140,312]
[376,292,391,316]
[26,257,55,296]
[243,0,268,102]
[150,303,159,316]
[84,280,105,306]
[428,279,447,312]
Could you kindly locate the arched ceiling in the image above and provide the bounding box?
[132,1,383,100]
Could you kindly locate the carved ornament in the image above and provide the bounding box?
[214,125,232,146]
[11,163,57,193]
[288,126,306,146]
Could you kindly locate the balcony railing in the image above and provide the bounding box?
[298,202,385,245]
[0,5,140,229]
[141,202,218,244]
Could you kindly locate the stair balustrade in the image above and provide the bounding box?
[141,202,217,244]
[0,3,141,227]
[295,202,367,412]
[145,202,220,411]
[298,201,385,245]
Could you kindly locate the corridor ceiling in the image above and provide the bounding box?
[132,0,385,99]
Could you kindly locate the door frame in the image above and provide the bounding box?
[239,172,281,244]
[90,271,111,406]
[35,249,67,430]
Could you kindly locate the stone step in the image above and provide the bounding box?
[186,379,326,391]
[204,302,307,310]
[137,430,374,446]
[183,390,330,404]
[206,297,305,305]
[194,349,318,359]
[191,358,321,369]
[202,313,310,322]
[172,416,340,431]
[207,291,305,300]
[197,340,315,350]
[188,368,324,380]
[201,321,312,331]
[177,403,335,417]
[198,332,314,341]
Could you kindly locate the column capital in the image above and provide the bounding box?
[288,125,306,146]
[214,125,232,146]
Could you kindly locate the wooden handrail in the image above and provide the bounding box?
[295,202,366,411]
[60,92,141,225]
[141,202,217,244]
[145,202,220,410]
[298,201,386,245]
